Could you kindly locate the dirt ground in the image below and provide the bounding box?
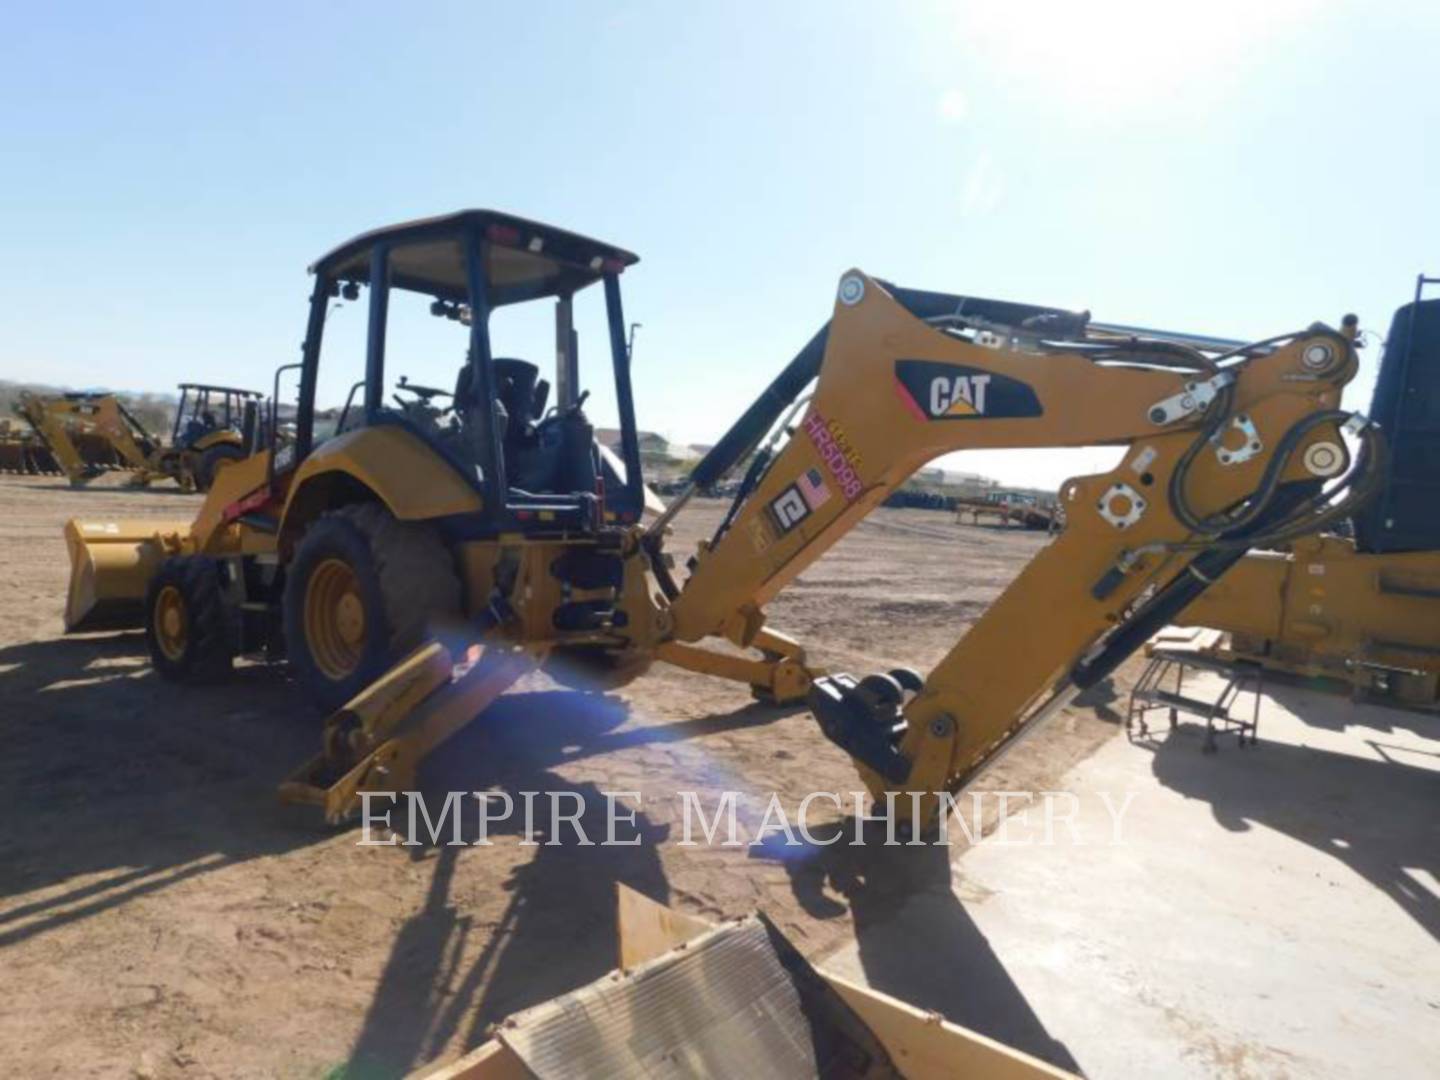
[0,474,1134,1078]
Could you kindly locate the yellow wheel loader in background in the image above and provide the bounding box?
[61,209,1383,830]
[14,382,262,490]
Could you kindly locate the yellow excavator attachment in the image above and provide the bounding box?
[63,518,187,633]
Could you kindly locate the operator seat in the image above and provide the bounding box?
[490,358,558,494]
[493,358,542,434]
[453,357,565,494]
[488,357,596,500]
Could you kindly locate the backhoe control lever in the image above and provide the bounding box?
[807,671,921,784]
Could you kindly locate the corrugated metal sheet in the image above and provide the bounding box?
[499,917,890,1079]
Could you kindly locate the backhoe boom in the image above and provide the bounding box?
[667,271,1376,830]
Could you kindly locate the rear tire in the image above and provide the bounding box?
[145,556,235,682]
[195,443,247,492]
[283,503,461,712]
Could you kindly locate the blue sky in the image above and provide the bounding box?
[1,1,1435,487]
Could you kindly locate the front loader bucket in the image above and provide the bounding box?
[63,518,186,633]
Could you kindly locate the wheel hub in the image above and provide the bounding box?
[305,557,366,680]
[336,592,365,646]
[154,584,188,662]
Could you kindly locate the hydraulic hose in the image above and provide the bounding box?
[1168,408,1371,539]
[1040,337,1220,375]
[1092,415,1386,603]
[1073,478,1326,691]
[1127,417,1387,572]
[688,326,828,491]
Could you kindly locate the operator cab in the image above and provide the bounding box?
[173,383,263,449]
[290,210,645,534]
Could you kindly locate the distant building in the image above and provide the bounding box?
[595,428,697,458]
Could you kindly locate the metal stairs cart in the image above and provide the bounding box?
[1129,628,1264,752]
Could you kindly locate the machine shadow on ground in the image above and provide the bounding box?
[341,687,801,1076]
[1145,719,1440,943]
[4,624,1071,1077]
[1073,676,1124,725]
[0,632,326,947]
[0,620,802,1080]
[759,820,1083,1075]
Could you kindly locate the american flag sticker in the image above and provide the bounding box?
[796,467,831,511]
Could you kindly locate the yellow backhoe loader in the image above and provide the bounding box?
[62,210,1382,832]
[1172,275,1440,709]
[162,382,266,490]
[14,382,262,490]
[15,391,159,486]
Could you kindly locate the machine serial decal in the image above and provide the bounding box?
[802,411,863,500]
[769,485,810,533]
[892,360,1043,422]
[767,468,834,537]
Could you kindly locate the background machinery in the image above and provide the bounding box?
[12,383,261,490]
[14,391,160,486]
[61,210,1382,829]
[166,382,265,490]
[1175,275,1440,709]
[0,415,65,475]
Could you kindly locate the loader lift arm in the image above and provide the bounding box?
[662,271,1381,831]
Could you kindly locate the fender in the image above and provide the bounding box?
[190,429,244,452]
[281,425,483,542]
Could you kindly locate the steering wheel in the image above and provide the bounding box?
[392,374,453,409]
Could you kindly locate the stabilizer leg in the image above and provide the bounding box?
[279,640,540,824]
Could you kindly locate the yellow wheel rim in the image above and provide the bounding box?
[154,584,189,662]
[304,557,366,680]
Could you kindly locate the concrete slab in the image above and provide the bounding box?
[823,677,1440,1078]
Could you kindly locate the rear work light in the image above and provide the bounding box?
[486,223,522,247]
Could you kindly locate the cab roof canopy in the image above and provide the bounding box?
[178,383,262,396]
[309,209,640,307]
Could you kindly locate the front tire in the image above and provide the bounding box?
[145,556,235,682]
[283,503,461,712]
